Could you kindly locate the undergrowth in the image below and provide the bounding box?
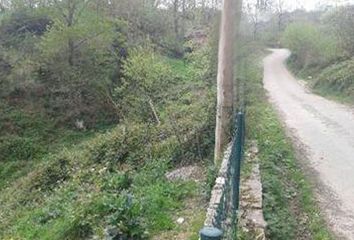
[287,55,354,105]
[0,101,98,190]
[312,58,354,104]
[0,53,214,239]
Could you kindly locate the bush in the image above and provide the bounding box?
[103,192,148,239]
[0,136,44,161]
[313,58,354,100]
[88,124,152,166]
[115,48,175,123]
[281,23,339,69]
[0,9,51,48]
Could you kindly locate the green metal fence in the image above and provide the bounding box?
[200,111,245,240]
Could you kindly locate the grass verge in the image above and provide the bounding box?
[286,56,354,106]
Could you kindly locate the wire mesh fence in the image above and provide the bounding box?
[200,111,245,240]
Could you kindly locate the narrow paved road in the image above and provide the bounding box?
[263,49,354,239]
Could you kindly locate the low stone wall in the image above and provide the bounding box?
[204,144,232,228]
[239,141,267,240]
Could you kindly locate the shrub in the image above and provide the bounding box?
[88,124,153,166]
[115,48,174,123]
[281,23,339,69]
[313,58,354,99]
[31,157,70,191]
[0,136,44,161]
[104,192,148,239]
[0,9,51,48]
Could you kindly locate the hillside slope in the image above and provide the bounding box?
[0,53,216,239]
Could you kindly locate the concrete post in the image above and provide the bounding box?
[200,227,223,240]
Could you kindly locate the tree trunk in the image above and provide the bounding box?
[278,12,283,33]
[181,0,186,37]
[173,0,179,41]
[214,0,242,164]
[148,97,161,126]
[66,0,76,66]
[68,39,75,66]
[253,23,258,40]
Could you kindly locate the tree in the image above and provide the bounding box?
[246,2,261,40]
[37,0,126,125]
[51,0,90,66]
[245,0,272,40]
[0,1,5,12]
[173,0,180,41]
[324,6,354,56]
[0,0,10,11]
[214,0,243,163]
[274,0,285,33]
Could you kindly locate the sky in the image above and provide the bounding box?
[287,0,354,10]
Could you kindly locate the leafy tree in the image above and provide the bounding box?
[323,6,354,56]
[245,0,271,40]
[0,0,218,128]
[35,2,127,126]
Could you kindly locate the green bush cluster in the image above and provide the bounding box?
[115,48,175,123]
[0,1,218,239]
[0,135,44,161]
[0,121,201,239]
[281,22,339,69]
[313,59,354,101]
[281,9,354,103]
[0,47,215,239]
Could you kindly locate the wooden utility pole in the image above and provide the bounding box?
[214,0,242,164]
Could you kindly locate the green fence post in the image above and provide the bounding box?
[200,227,223,240]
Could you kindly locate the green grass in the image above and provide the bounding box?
[241,52,333,240]
[0,113,207,240]
[312,86,354,105]
[287,56,354,105]
[163,57,192,79]
[0,53,214,239]
[0,101,100,190]
[0,122,209,239]
[311,59,354,105]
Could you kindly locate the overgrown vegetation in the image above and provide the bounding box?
[3,0,349,238]
[0,48,215,239]
[0,0,219,239]
[281,6,354,104]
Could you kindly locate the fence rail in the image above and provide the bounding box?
[200,111,245,240]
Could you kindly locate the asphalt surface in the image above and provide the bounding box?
[263,49,354,239]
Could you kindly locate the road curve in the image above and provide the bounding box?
[263,49,354,239]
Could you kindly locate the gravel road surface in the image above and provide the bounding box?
[263,49,354,239]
